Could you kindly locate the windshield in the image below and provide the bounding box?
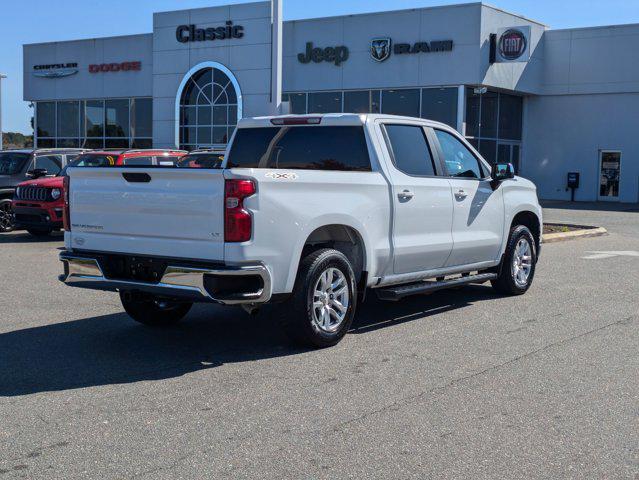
[176,153,224,169]
[0,152,30,175]
[59,154,118,176]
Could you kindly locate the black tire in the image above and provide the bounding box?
[27,228,53,237]
[0,200,14,233]
[279,248,357,348]
[119,291,192,327]
[491,225,537,295]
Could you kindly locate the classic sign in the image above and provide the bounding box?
[176,21,244,43]
[298,42,349,66]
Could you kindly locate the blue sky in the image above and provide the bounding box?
[2,0,639,134]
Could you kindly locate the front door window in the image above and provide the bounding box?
[599,151,621,200]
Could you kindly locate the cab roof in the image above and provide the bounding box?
[238,113,454,130]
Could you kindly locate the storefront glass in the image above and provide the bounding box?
[465,88,523,169]
[35,98,152,149]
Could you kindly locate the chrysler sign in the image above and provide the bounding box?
[32,63,78,79]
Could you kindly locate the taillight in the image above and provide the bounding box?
[224,179,255,242]
[63,176,71,231]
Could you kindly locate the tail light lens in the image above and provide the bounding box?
[63,176,71,231]
[224,179,255,242]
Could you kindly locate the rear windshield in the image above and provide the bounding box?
[59,154,118,176]
[0,152,30,175]
[226,126,371,171]
[176,153,224,169]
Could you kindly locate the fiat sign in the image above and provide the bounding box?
[496,26,530,62]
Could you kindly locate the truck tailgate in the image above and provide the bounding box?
[67,168,225,261]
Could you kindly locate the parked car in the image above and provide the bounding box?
[59,114,542,348]
[12,149,187,237]
[175,148,226,169]
[0,148,87,232]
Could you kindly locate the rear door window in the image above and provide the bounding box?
[227,126,371,171]
[383,124,437,176]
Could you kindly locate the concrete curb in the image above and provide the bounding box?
[542,224,608,243]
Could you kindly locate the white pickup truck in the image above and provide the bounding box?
[59,114,542,348]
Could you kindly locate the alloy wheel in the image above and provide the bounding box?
[511,238,533,287]
[311,267,349,333]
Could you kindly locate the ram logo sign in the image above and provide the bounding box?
[371,38,392,62]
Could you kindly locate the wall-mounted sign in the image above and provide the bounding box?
[32,63,78,78]
[176,21,244,43]
[371,38,392,62]
[89,61,141,73]
[370,38,453,62]
[297,42,349,66]
[496,26,530,62]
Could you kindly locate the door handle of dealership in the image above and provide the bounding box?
[455,189,468,199]
[398,190,414,200]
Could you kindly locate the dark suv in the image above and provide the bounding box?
[0,148,87,232]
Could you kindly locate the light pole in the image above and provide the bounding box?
[0,74,6,150]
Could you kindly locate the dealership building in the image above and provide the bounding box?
[23,1,639,202]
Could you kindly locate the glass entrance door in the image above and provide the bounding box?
[598,151,621,201]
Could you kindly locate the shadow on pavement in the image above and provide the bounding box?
[541,200,639,213]
[0,286,496,397]
[0,231,64,244]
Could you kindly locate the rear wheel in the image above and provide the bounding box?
[0,200,14,233]
[119,291,192,327]
[279,248,357,348]
[27,228,53,237]
[491,225,537,295]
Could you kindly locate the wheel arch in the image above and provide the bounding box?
[284,217,372,293]
[510,210,542,253]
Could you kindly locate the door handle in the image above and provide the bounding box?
[455,189,468,199]
[397,189,414,200]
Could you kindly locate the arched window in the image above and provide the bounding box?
[177,63,241,150]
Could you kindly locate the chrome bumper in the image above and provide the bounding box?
[59,251,271,305]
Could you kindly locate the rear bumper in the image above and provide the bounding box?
[58,250,272,305]
[13,205,63,229]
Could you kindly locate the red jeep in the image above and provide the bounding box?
[12,149,187,236]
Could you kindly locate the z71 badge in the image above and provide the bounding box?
[265,172,298,180]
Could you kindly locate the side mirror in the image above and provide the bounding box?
[27,168,48,179]
[491,163,515,182]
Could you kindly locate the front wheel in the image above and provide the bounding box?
[119,291,192,327]
[491,225,537,295]
[0,200,14,233]
[280,248,357,348]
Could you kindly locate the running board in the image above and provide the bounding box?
[375,272,498,301]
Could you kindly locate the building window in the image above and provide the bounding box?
[382,89,420,117]
[34,98,152,149]
[344,90,380,114]
[465,88,523,169]
[421,87,458,128]
[178,66,239,150]
[308,91,342,114]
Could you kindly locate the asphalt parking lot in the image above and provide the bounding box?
[1,203,638,479]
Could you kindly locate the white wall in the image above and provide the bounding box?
[23,34,153,101]
[152,1,272,148]
[523,93,639,203]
